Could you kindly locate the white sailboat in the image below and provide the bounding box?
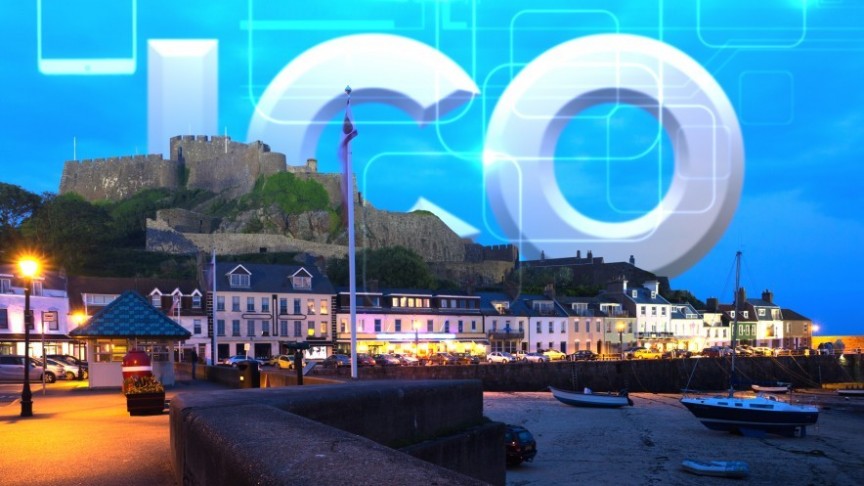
[680,251,819,437]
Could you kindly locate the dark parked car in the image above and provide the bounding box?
[700,347,723,358]
[321,354,351,368]
[504,424,537,466]
[568,350,597,361]
[372,354,401,366]
[357,353,377,367]
[428,352,458,365]
[662,349,693,359]
[452,353,480,365]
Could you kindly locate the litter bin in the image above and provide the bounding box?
[237,360,260,389]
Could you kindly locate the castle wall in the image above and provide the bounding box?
[174,135,287,199]
[60,154,179,201]
[155,208,218,234]
[359,207,466,262]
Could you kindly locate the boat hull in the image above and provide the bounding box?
[681,396,818,437]
[549,386,632,408]
[681,459,749,479]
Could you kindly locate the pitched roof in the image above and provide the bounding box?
[209,262,334,294]
[69,290,191,339]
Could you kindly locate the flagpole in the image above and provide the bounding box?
[344,87,359,379]
[211,249,217,366]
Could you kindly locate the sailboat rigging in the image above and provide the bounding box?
[680,251,819,437]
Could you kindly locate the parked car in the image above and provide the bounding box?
[734,345,755,356]
[373,354,401,366]
[391,353,419,366]
[568,350,597,361]
[751,346,773,356]
[451,353,480,365]
[357,353,377,367]
[504,424,537,466]
[487,351,516,364]
[523,352,550,363]
[44,357,81,380]
[0,355,47,382]
[223,355,263,367]
[320,354,351,368]
[268,354,304,370]
[662,349,693,359]
[699,346,723,358]
[47,354,88,374]
[32,358,65,382]
[428,352,457,366]
[631,347,662,359]
[541,349,567,361]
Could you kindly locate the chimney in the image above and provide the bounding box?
[736,287,747,307]
[587,250,593,260]
[576,250,581,259]
[762,289,773,304]
[540,250,545,261]
[706,297,718,312]
[629,255,635,265]
[543,283,556,300]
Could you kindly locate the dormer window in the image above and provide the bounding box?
[192,292,202,308]
[492,301,509,314]
[631,290,638,298]
[230,273,250,288]
[0,278,10,293]
[291,268,312,290]
[151,293,162,307]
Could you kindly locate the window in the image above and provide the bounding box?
[661,307,666,316]
[0,278,9,293]
[427,319,433,332]
[307,299,315,315]
[0,308,7,329]
[536,322,541,333]
[231,320,240,336]
[293,298,301,314]
[458,320,463,333]
[561,321,565,333]
[758,308,766,317]
[294,321,302,337]
[151,294,161,307]
[444,321,450,333]
[548,321,553,333]
[246,320,255,337]
[742,311,749,319]
[217,319,225,337]
[320,299,329,315]
[246,297,255,312]
[307,321,315,336]
[261,297,270,313]
[519,321,524,331]
[293,274,311,290]
[651,307,657,316]
[216,296,225,311]
[32,281,43,296]
[232,296,240,312]
[230,273,250,288]
[491,320,497,332]
[192,294,202,309]
[262,320,270,337]
[320,322,327,336]
[730,311,736,319]
[279,298,288,315]
[640,306,646,316]
[340,319,347,333]
[374,319,382,332]
[574,321,579,332]
[280,320,288,336]
[395,319,402,332]
[472,320,477,330]
[193,319,202,335]
[440,299,448,308]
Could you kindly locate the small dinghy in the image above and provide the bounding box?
[681,459,749,479]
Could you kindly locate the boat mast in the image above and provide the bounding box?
[729,250,741,398]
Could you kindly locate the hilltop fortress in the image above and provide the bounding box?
[59,136,519,285]
[60,135,330,201]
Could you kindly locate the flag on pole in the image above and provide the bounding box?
[338,86,358,221]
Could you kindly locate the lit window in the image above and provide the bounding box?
[320,299,329,315]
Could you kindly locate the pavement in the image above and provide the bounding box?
[2,380,863,486]
[0,378,231,486]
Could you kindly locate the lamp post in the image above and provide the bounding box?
[616,321,626,361]
[19,257,40,417]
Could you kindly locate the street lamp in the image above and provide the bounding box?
[616,321,626,361]
[18,256,40,417]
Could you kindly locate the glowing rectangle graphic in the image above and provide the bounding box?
[375,333,457,341]
[147,40,218,156]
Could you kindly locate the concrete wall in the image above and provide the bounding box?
[308,355,855,393]
[170,380,503,486]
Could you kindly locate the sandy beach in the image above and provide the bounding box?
[483,390,864,486]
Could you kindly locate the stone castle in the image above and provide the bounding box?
[59,136,519,286]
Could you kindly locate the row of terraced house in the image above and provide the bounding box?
[0,260,815,366]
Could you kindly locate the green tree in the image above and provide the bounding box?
[21,193,115,273]
[327,246,434,289]
[0,182,42,249]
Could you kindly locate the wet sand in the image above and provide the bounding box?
[483,390,864,485]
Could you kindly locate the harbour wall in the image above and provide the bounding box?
[308,355,858,393]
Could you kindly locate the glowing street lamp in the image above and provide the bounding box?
[18,256,40,417]
[616,321,626,361]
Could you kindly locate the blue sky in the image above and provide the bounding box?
[1,0,862,335]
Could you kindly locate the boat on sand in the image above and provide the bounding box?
[549,386,633,408]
